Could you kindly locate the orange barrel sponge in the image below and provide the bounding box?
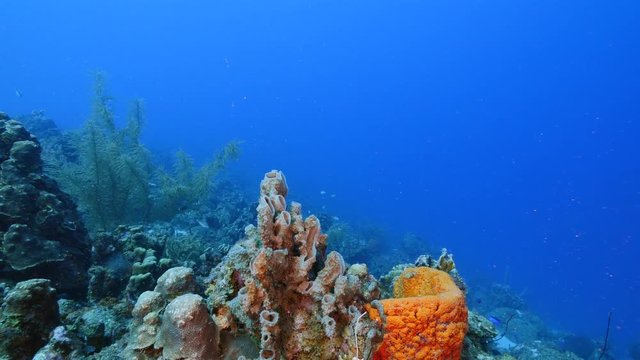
[367,267,468,360]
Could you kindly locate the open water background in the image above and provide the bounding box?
[1,0,639,354]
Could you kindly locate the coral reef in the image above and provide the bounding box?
[162,183,254,271]
[88,225,172,302]
[86,219,249,305]
[367,266,468,360]
[0,116,597,360]
[0,113,91,298]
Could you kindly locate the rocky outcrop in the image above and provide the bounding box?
[0,279,59,360]
[0,112,91,298]
[127,267,218,359]
[17,110,79,165]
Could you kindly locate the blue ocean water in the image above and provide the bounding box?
[1,0,638,356]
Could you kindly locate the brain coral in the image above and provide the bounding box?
[367,267,468,360]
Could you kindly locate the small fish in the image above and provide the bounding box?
[487,316,501,326]
[320,190,326,195]
[197,218,209,229]
[174,229,188,237]
[15,89,22,98]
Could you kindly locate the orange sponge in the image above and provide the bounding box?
[367,267,468,360]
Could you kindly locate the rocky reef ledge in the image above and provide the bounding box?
[0,112,91,299]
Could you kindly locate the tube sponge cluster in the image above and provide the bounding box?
[367,267,468,360]
[207,170,383,359]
